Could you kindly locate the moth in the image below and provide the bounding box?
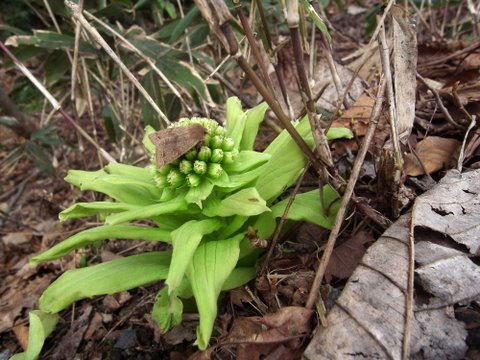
[149,123,206,167]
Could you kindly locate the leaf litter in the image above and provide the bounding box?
[2,2,480,360]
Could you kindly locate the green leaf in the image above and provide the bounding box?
[216,165,264,191]
[24,141,54,176]
[225,97,246,148]
[142,125,157,154]
[203,188,270,217]
[65,169,162,205]
[222,151,271,173]
[156,57,212,101]
[185,180,214,207]
[299,0,331,40]
[169,6,199,43]
[140,70,164,129]
[252,211,277,239]
[271,186,340,229]
[10,310,58,360]
[59,201,138,221]
[255,117,312,202]
[105,197,188,225]
[45,50,70,84]
[240,102,268,151]
[222,267,256,291]
[31,225,171,263]
[166,219,223,294]
[6,30,96,53]
[31,125,63,146]
[105,163,156,183]
[102,104,122,142]
[39,252,172,313]
[326,127,354,140]
[152,278,192,332]
[216,215,248,239]
[186,234,243,349]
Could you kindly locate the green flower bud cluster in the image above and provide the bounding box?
[151,118,239,188]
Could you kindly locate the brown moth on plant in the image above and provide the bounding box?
[149,123,206,167]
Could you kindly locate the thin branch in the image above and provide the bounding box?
[306,78,386,310]
[261,163,310,274]
[416,73,463,129]
[378,23,403,170]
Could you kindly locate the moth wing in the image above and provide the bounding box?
[149,125,206,167]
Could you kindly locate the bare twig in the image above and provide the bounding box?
[404,213,414,360]
[233,0,275,92]
[306,78,386,310]
[287,0,334,171]
[418,40,480,68]
[457,116,477,172]
[261,163,310,273]
[378,23,403,170]
[416,73,464,129]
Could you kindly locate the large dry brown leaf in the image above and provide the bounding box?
[304,169,480,359]
[404,136,460,176]
[325,230,374,282]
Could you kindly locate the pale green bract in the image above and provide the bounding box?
[17,97,353,358]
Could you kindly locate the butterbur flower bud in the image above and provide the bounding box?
[207,163,223,178]
[210,149,224,163]
[194,160,207,175]
[154,174,169,188]
[167,169,184,188]
[202,134,212,147]
[222,137,235,151]
[148,117,240,190]
[158,164,173,176]
[214,126,226,136]
[185,149,198,161]
[179,159,193,174]
[222,149,239,164]
[187,173,201,187]
[197,146,211,162]
[210,135,224,149]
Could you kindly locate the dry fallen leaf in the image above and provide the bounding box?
[305,169,480,360]
[333,93,375,136]
[325,230,374,282]
[222,307,314,359]
[405,136,460,176]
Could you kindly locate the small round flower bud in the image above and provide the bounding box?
[185,149,198,161]
[157,164,173,175]
[179,159,193,174]
[167,169,184,188]
[210,149,224,163]
[222,137,235,151]
[197,146,212,162]
[207,163,223,178]
[222,149,239,164]
[210,135,224,149]
[186,173,201,187]
[154,174,169,188]
[214,126,226,136]
[193,160,207,175]
[202,134,212,147]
